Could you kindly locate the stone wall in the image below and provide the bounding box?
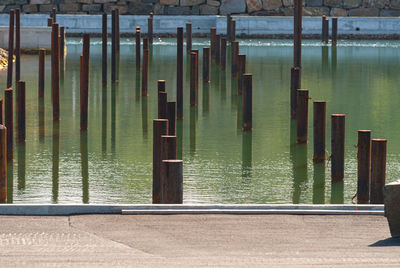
[0,0,399,16]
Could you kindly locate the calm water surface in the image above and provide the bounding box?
[1,38,400,204]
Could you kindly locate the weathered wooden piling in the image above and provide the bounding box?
[167,101,176,136]
[220,38,227,70]
[210,27,216,59]
[47,18,53,27]
[16,81,25,142]
[242,74,252,131]
[331,114,345,182]
[202,47,210,83]
[52,7,56,22]
[153,119,169,204]
[51,23,60,121]
[102,13,107,86]
[38,49,45,98]
[186,23,192,54]
[357,130,371,204]
[177,27,184,120]
[4,88,13,160]
[231,41,239,77]
[370,139,387,204]
[293,0,302,68]
[313,101,326,163]
[0,125,6,203]
[190,52,198,107]
[237,54,246,95]
[15,8,20,83]
[7,10,14,89]
[111,10,116,82]
[290,67,301,118]
[148,16,153,45]
[215,34,221,65]
[231,20,236,41]
[161,135,177,160]
[161,160,183,204]
[227,14,232,41]
[135,27,141,70]
[296,89,308,143]
[80,34,90,131]
[116,8,120,55]
[332,17,338,45]
[142,46,149,96]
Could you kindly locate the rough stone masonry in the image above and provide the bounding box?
[0,0,399,17]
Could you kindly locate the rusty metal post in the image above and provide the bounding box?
[153,119,169,204]
[60,26,65,60]
[161,160,183,204]
[148,16,153,45]
[167,101,176,136]
[242,74,252,131]
[39,49,45,98]
[116,8,120,55]
[4,88,13,160]
[186,23,192,54]
[161,135,177,160]
[0,99,3,124]
[332,17,338,45]
[331,114,345,182]
[370,139,387,204]
[7,10,14,89]
[322,16,329,43]
[237,54,246,95]
[16,81,25,142]
[313,101,326,163]
[177,27,184,120]
[293,0,302,68]
[81,34,90,131]
[102,13,107,86]
[231,20,236,41]
[51,23,60,121]
[231,41,239,78]
[158,80,167,119]
[220,37,227,70]
[0,125,6,203]
[15,9,20,84]
[210,27,216,59]
[296,89,308,144]
[190,52,198,106]
[215,34,221,65]
[136,27,141,70]
[202,47,210,83]
[143,36,148,51]
[47,18,53,27]
[142,47,149,96]
[290,67,301,118]
[111,10,116,82]
[357,130,371,204]
[227,13,231,41]
[52,7,56,22]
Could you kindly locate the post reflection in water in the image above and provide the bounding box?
[141,97,148,140]
[312,163,325,204]
[135,70,140,101]
[38,97,45,143]
[190,107,196,155]
[242,131,252,179]
[211,63,219,92]
[176,119,183,160]
[331,45,337,73]
[220,70,227,102]
[236,94,242,132]
[331,181,344,204]
[231,78,238,113]
[17,142,26,191]
[52,122,60,203]
[202,82,210,114]
[101,85,107,155]
[7,160,13,203]
[80,131,89,204]
[321,46,329,73]
[111,83,117,153]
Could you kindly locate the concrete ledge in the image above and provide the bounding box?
[0,26,51,50]
[0,204,384,216]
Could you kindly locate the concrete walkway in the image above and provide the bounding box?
[0,214,399,267]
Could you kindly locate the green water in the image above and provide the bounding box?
[1,38,399,204]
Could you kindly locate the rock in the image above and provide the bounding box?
[192,5,200,13]
[380,8,400,15]
[282,0,293,6]
[0,0,14,4]
[39,4,56,12]
[14,0,28,4]
[94,0,118,3]
[220,0,246,14]
[348,7,379,15]
[142,0,159,3]
[343,0,361,7]
[180,0,205,5]
[4,5,22,12]
[30,0,51,3]
[0,48,8,71]
[104,4,129,13]
[330,7,347,16]
[82,3,102,12]
[251,9,283,14]
[282,7,293,15]
[23,4,38,12]
[60,3,82,12]
[199,4,219,13]
[128,2,153,13]
[303,6,329,15]
[391,0,400,9]
[363,0,388,7]
[247,0,263,12]
[166,5,191,13]
[154,3,165,13]
[262,0,282,9]
[76,0,93,3]
[207,0,221,6]
[0,6,5,12]
[305,0,322,6]
[384,180,400,238]
[324,0,341,7]
[161,0,179,5]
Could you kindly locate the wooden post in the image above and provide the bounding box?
[39,49,45,98]
[102,13,107,86]
[81,34,90,131]
[136,27,141,70]
[370,139,387,204]
[215,34,221,65]
[202,47,210,83]
[153,119,169,204]
[290,67,301,118]
[231,20,236,41]
[142,47,149,96]
[237,54,246,95]
[296,89,308,144]
[332,17,338,45]
[116,8,120,55]
[16,81,25,142]
[148,16,153,45]
[161,160,183,204]
[51,23,60,121]
[331,114,345,182]
[47,18,53,27]
[313,101,326,163]
[111,10,116,82]
[293,0,302,68]
[0,125,6,203]
[15,8,20,84]
[227,13,231,41]
[7,10,14,89]
[210,28,216,59]
[167,101,176,136]
[357,130,371,204]
[52,7,56,23]
[231,41,239,78]
[190,52,198,106]
[242,74,252,131]
[186,23,192,54]
[177,27,184,120]
[4,89,13,160]
[220,37,227,70]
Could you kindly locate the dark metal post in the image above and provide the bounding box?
[0,125,6,203]
[242,74,252,131]
[357,130,371,204]
[142,46,149,96]
[190,52,198,106]
[153,119,169,204]
[370,139,387,204]
[231,41,239,77]
[227,13,231,41]
[290,67,301,118]
[51,23,60,121]
[148,16,153,45]
[186,23,192,54]
[15,9,20,84]
[332,17,338,45]
[161,160,183,204]
[313,101,326,163]
[4,88,13,160]
[293,0,302,68]
[331,114,345,182]
[231,20,236,41]
[16,81,25,142]
[210,27,216,59]
[102,13,107,86]
[296,89,308,144]
[39,49,45,98]
[220,37,227,70]
[167,101,176,136]
[177,27,184,119]
[202,47,210,83]
[111,10,116,82]
[237,54,246,95]
[215,34,221,65]
[7,10,14,89]
[136,27,141,70]
[81,34,90,131]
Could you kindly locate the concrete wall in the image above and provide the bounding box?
[0,26,51,49]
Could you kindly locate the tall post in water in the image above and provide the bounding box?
[135,27,141,70]
[231,41,239,77]
[190,51,198,106]
[52,7,56,22]
[293,0,302,69]
[47,18,53,27]
[161,135,177,161]
[332,17,338,45]
[153,119,169,204]
[357,130,371,204]
[296,89,308,143]
[16,81,25,142]
[4,89,13,160]
[220,38,227,70]
[202,47,210,83]
[313,101,326,163]
[7,10,14,89]
[142,37,149,96]
[331,114,345,182]
[290,67,301,118]
[51,23,60,121]
[81,34,90,131]
[242,74,252,131]
[102,13,107,86]
[215,34,221,65]
[111,10,116,82]
[227,13,232,41]
[210,28,216,60]
[161,160,183,204]
[231,20,236,41]
[177,27,184,119]
[370,139,387,204]
[237,54,246,95]
[0,125,6,203]
[0,100,2,124]
[148,15,153,45]
[167,101,176,135]
[38,49,45,98]
[186,23,192,54]
[60,26,65,60]
[116,9,120,55]
[322,16,329,43]
[158,80,167,119]
[15,8,20,84]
